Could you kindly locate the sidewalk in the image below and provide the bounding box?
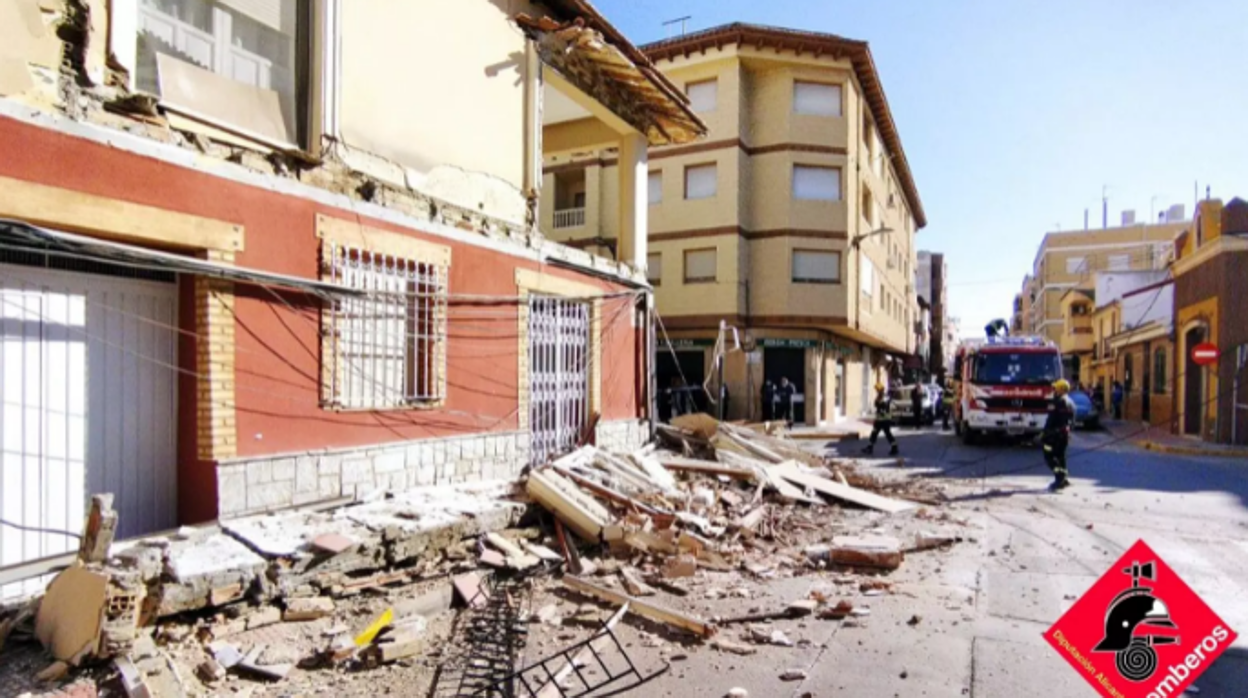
[1103,419,1248,458]
[785,418,871,441]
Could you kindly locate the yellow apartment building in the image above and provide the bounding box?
[1027,218,1186,350]
[541,23,926,424]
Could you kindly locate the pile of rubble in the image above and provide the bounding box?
[0,417,961,697]
[520,416,953,650]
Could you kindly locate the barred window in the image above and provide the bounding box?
[324,244,447,409]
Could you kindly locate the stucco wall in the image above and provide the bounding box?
[339,0,545,224]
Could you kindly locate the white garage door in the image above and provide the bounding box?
[1,262,178,598]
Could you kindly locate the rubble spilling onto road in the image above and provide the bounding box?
[0,418,964,697]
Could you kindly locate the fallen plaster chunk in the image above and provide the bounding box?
[153,532,267,617]
[35,565,108,663]
[284,597,335,622]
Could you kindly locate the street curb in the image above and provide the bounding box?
[1136,440,1248,459]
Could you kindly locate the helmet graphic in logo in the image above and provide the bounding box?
[1092,561,1180,682]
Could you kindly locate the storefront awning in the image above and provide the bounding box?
[0,219,362,298]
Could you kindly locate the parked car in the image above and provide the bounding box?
[890,383,941,425]
[1068,389,1100,429]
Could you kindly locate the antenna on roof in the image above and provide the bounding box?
[663,16,692,38]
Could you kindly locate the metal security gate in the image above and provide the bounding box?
[0,262,178,599]
[528,296,589,465]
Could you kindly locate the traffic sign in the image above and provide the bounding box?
[1192,343,1220,366]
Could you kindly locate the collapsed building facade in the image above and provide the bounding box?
[0,0,705,596]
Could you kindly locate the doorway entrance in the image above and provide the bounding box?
[1184,326,1207,436]
[764,347,805,423]
[657,347,706,421]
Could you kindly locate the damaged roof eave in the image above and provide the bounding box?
[519,16,707,146]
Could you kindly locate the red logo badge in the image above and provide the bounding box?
[1044,540,1237,697]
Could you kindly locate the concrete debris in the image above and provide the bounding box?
[619,567,656,596]
[726,689,749,698]
[452,572,489,608]
[662,554,698,579]
[711,638,758,656]
[78,494,118,564]
[283,597,335,622]
[195,658,227,683]
[779,669,808,681]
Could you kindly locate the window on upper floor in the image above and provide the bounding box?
[647,252,662,285]
[1065,256,1086,275]
[793,81,843,116]
[792,166,842,201]
[684,248,717,283]
[684,164,718,200]
[686,79,717,113]
[1153,348,1167,395]
[648,171,663,205]
[862,188,876,227]
[792,250,842,284]
[136,0,310,147]
[1107,254,1130,271]
[861,260,875,299]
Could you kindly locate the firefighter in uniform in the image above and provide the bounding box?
[1042,379,1076,490]
[862,383,899,456]
[941,379,956,430]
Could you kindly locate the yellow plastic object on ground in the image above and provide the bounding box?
[354,607,394,647]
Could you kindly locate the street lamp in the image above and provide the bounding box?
[853,226,895,331]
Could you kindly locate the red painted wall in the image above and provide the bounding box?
[0,115,644,511]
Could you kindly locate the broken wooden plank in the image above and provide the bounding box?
[760,463,824,505]
[484,533,540,569]
[526,470,610,542]
[808,536,904,570]
[534,603,629,698]
[521,541,564,563]
[619,568,655,597]
[771,462,915,514]
[553,466,676,527]
[562,576,715,639]
[653,456,756,480]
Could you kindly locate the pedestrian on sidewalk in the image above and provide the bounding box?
[862,383,898,456]
[942,378,956,430]
[1111,380,1124,420]
[1042,379,1075,490]
[778,377,796,427]
[761,380,776,422]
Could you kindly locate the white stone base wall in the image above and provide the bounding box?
[595,418,651,453]
[217,430,531,518]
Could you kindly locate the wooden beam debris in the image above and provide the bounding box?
[562,576,716,639]
[771,462,914,513]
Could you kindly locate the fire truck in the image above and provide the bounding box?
[951,335,1063,443]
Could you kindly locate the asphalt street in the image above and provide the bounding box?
[630,424,1248,697]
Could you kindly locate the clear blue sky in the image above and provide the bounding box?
[596,0,1248,337]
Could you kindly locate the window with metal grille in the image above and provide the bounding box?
[323,244,446,409]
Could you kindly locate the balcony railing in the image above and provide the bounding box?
[553,207,586,229]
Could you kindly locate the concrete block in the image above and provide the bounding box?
[375,451,405,475]
[414,462,435,486]
[271,457,296,482]
[319,475,341,499]
[218,469,248,516]
[295,456,318,494]
[246,460,273,486]
[318,454,342,476]
[248,478,295,512]
[433,442,446,465]
[292,490,323,506]
[341,458,374,485]
[404,443,423,467]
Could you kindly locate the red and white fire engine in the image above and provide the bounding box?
[951,335,1063,443]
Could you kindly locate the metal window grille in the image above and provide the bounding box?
[325,243,446,409]
[528,296,590,465]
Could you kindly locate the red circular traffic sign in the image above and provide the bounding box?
[1192,343,1220,366]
